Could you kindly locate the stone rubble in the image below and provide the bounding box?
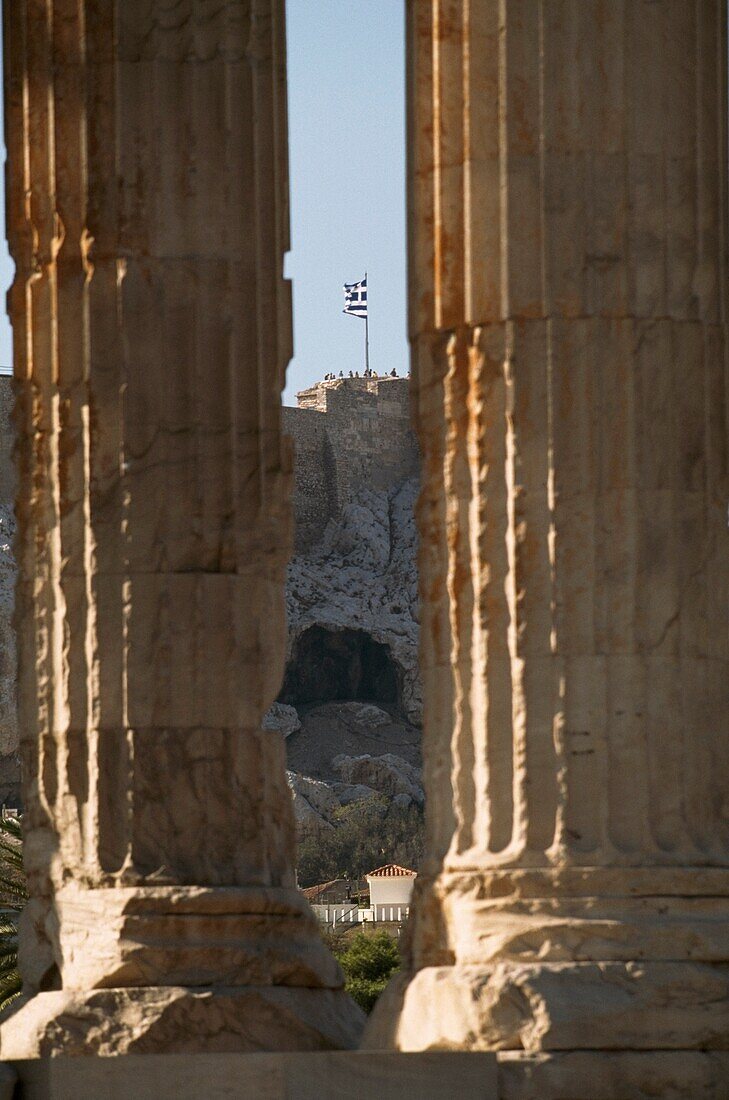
[262,702,301,740]
[332,754,424,806]
[286,772,339,833]
[286,745,424,835]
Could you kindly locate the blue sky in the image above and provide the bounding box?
[0,3,408,393]
[284,0,407,403]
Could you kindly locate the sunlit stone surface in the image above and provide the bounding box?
[0,0,727,1093]
[0,0,363,1057]
[364,2,729,1095]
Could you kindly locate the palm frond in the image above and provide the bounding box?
[0,840,23,871]
[0,878,27,904]
[0,810,25,1012]
[0,953,18,975]
[0,841,28,891]
[0,813,21,841]
[0,969,22,1015]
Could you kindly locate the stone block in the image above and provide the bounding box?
[365,962,729,1053]
[1,987,364,1060]
[498,1051,729,1100]
[0,1065,13,1100]
[11,1051,497,1099]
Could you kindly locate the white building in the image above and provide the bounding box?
[365,864,416,921]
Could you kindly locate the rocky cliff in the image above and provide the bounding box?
[0,375,422,820]
[265,474,422,833]
[285,478,420,723]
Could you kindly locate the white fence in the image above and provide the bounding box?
[371,905,411,922]
[311,904,410,928]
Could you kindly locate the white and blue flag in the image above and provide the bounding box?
[343,277,367,318]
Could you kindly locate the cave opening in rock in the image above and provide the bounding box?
[279,626,401,713]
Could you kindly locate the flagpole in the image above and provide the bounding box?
[364,271,370,374]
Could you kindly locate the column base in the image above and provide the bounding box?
[45,884,344,991]
[0,986,365,1059]
[4,883,366,1056]
[362,961,729,1052]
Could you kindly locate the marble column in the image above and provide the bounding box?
[366,1,729,1092]
[0,0,363,1057]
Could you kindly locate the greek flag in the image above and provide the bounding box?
[343,276,367,318]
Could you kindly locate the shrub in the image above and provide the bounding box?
[328,930,400,1014]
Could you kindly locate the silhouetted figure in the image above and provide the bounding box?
[390,368,397,377]
[339,370,344,378]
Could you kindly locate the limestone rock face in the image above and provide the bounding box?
[285,480,420,726]
[287,772,339,833]
[332,754,424,806]
[263,703,301,740]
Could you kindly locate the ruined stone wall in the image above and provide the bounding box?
[283,377,418,551]
[280,407,332,549]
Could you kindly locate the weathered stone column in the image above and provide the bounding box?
[367,1,729,1092]
[0,0,363,1057]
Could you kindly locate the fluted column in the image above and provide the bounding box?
[367,0,729,1090]
[0,0,363,1057]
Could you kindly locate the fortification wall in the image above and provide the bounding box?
[283,377,418,552]
[281,406,333,549]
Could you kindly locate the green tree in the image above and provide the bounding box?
[297,796,424,887]
[329,930,400,1014]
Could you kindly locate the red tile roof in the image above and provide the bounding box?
[366,863,417,878]
[301,879,343,901]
